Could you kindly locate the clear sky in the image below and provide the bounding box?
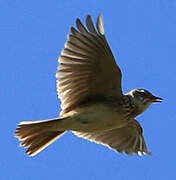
[1,0,176,179]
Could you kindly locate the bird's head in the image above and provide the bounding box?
[126,89,163,115]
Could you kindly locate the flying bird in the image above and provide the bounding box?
[15,14,162,157]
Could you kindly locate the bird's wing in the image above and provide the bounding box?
[56,15,123,115]
[73,120,151,156]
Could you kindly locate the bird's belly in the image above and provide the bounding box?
[63,102,129,132]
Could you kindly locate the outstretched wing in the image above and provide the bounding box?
[56,15,123,115]
[73,120,151,156]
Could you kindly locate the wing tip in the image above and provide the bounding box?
[97,14,105,35]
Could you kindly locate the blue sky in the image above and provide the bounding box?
[1,0,176,179]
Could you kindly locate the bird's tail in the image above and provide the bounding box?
[15,118,66,156]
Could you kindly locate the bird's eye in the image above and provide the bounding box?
[136,91,147,99]
[140,92,146,96]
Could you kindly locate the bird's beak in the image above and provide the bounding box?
[151,96,163,103]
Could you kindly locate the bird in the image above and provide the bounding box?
[15,14,162,157]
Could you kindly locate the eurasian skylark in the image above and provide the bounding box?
[15,15,162,157]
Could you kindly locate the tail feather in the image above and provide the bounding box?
[15,120,66,156]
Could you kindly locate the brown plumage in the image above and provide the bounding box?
[15,120,66,156]
[15,14,162,157]
[73,120,151,155]
[57,15,122,115]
